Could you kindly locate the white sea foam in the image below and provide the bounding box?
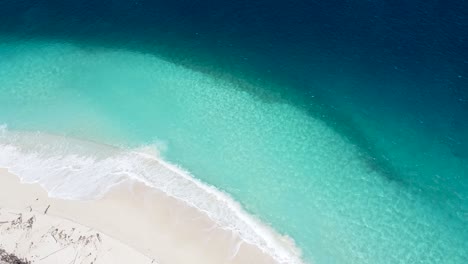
[0,125,303,264]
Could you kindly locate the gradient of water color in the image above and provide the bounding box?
[0,1,467,263]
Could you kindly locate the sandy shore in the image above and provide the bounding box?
[0,208,152,264]
[0,168,277,264]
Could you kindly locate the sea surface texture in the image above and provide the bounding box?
[0,1,467,263]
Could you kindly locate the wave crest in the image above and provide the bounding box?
[0,126,303,264]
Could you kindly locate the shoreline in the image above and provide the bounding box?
[0,168,281,263]
[0,128,303,264]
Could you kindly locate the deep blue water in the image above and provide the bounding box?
[0,1,467,263]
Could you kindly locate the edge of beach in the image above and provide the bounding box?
[0,168,278,264]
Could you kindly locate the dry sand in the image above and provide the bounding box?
[0,168,277,264]
[0,208,152,264]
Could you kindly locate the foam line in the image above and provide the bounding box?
[0,125,303,264]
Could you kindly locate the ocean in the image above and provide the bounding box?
[0,1,467,263]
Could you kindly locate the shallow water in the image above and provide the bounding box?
[0,40,466,263]
[1,1,467,263]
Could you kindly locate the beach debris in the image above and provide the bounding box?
[1,209,151,264]
[24,217,35,229]
[44,205,50,215]
[11,214,22,226]
[0,248,31,264]
[39,245,70,261]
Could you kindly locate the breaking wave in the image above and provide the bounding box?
[0,125,303,264]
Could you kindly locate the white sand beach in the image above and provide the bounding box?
[0,168,277,264]
[0,207,152,264]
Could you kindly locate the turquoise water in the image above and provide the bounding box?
[1,40,467,263]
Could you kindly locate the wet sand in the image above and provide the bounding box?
[0,168,277,264]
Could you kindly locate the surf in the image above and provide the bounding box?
[0,39,466,263]
[0,126,303,263]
